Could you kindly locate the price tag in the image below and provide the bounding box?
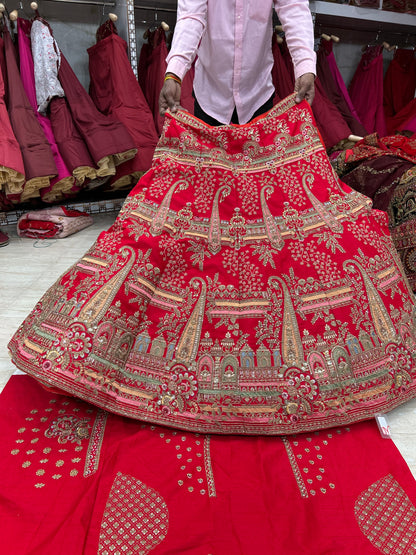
[375,414,392,439]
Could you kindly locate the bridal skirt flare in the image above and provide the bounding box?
[8,95,416,434]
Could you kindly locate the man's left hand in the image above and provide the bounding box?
[294,73,315,104]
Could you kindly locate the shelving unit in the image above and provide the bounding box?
[309,1,416,42]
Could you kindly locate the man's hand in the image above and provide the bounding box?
[294,73,315,104]
[159,73,183,116]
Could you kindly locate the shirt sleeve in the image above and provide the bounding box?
[166,0,208,80]
[273,0,317,80]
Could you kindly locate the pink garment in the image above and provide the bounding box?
[18,18,74,200]
[324,41,364,127]
[348,45,387,137]
[166,0,316,124]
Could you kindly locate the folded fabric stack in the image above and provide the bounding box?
[17,206,93,239]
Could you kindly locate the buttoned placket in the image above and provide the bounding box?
[233,0,244,122]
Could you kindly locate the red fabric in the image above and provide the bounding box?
[48,96,95,179]
[274,38,352,149]
[138,41,151,96]
[8,95,416,435]
[144,28,168,135]
[18,18,74,201]
[57,53,136,165]
[384,48,416,128]
[2,375,416,554]
[317,41,368,137]
[17,206,93,239]
[180,62,195,115]
[349,45,387,137]
[88,33,158,175]
[271,34,293,102]
[0,37,24,179]
[3,29,57,184]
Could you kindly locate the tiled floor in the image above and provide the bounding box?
[1,212,416,478]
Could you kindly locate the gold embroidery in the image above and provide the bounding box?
[282,437,308,498]
[204,435,216,498]
[355,474,416,554]
[78,246,136,325]
[98,472,169,554]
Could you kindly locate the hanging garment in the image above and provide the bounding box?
[324,40,365,127]
[349,45,387,137]
[2,374,416,554]
[384,48,416,135]
[30,17,65,115]
[48,97,97,188]
[275,38,352,149]
[271,34,293,102]
[8,94,416,435]
[0,37,25,198]
[18,18,74,203]
[138,40,151,96]
[58,53,137,177]
[144,27,168,135]
[3,28,57,203]
[317,41,368,137]
[88,26,159,189]
[180,61,195,116]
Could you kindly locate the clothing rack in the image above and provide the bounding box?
[42,0,115,6]
[134,4,176,13]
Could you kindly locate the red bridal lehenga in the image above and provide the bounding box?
[8,94,416,435]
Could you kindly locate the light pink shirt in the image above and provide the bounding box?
[166,0,316,124]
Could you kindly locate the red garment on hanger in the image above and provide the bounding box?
[384,48,416,134]
[88,29,158,176]
[144,27,168,135]
[48,96,96,187]
[317,41,367,137]
[2,375,416,554]
[57,53,136,169]
[3,28,57,200]
[276,38,351,149]
[349,45,387,137]
[271,34,292,102]
[18,17,74,202]
[0,37,24,194]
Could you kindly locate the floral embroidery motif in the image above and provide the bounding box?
[45,415,90,444]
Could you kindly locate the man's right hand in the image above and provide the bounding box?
[159,73,183,116]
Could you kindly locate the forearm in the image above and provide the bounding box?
[166,0,208,80]
[274,0,316,79]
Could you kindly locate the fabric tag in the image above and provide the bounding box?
[375,414,392,439]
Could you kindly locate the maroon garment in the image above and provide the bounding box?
[271,34,293,103]
[349,45,387,137]
[144,28,168,135]
[180,63,195,116]
[341,155,413,212]
[384,48,416,134]
[57,53,136,166]
[48,96,95,181]
[317,42,367,137]
[138,41,151,96]
[3,29,57,184]
[88,32,158,174]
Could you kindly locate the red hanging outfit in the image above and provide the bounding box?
[88,24,159,189]
[349,45,387,137]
